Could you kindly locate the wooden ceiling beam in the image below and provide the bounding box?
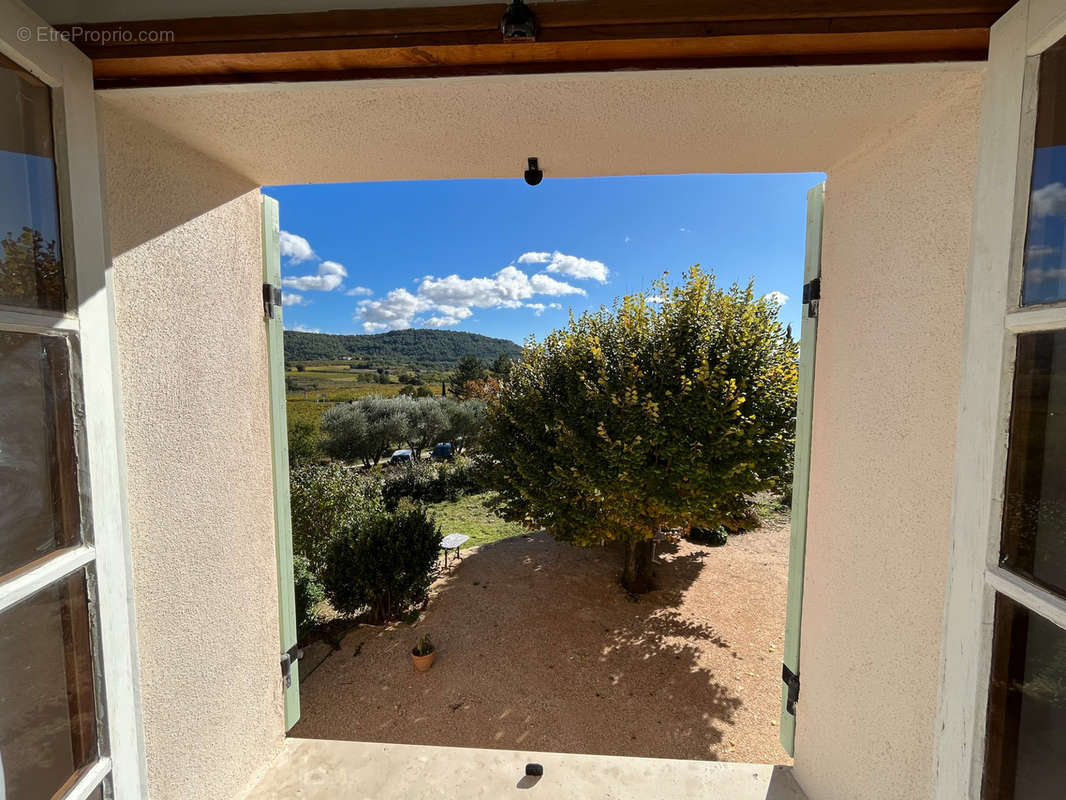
[56,0,1011,89]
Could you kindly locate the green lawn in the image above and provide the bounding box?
[427,492,528,549]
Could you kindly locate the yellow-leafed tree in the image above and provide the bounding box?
[484,267,798,593]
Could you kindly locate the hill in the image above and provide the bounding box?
[283,329,522,369]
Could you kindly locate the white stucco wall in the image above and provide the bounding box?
[88,63,985,799]
[101,106,285,800]
[793,83,983,799]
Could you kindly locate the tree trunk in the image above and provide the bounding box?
[621,537,656,594]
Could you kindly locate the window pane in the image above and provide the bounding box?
[0,570,100,800]
[1022,39,1066,305]
[0,330,82,577]
[0,53,65,311]
[1001,331,1066,598]
[983,594,1066,799]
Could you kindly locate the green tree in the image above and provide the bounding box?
[321,403,375,465]
[483,267,798,593]
[443,399,486,453]
[490,353,514,377]
[403,397,449,458]
[288,462,384,578]
[0,226,64,309]
[287,418,322,464]
[449,355,485,399]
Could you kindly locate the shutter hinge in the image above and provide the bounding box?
[281,643,303,688]
[802,277,820,319]
[263,283,282,319]
[782,663,800,715]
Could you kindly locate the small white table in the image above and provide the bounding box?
[440,533,470,568]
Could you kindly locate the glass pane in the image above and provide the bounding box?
[1023,39,1066,305]
[0,330,82,577]
[0,52,65,311]
[0,570,100,800]
[1001,331,1066,598]
[983,594,1066,799]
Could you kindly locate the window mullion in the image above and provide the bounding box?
[0,308,79,333]
[0,545,95,614]
[58,756,112,800]
[987,565,1066,632]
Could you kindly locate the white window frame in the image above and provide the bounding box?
[936,1,1066,797]
[0,2,146,798]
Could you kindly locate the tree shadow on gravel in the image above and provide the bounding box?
[294,531,745,762]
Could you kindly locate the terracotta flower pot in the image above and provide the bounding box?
[412,650,436,672]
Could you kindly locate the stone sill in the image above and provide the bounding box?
[241,738,806,799]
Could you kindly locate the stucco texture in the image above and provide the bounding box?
[99,66,979,186]
[102,107,284,800]
[792,83,983,799]
[91,63,986,800]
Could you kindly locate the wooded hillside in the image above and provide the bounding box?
[284,329,521,369]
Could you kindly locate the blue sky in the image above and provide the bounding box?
[263,172,823,344]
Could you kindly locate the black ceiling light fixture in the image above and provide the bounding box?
[500,0,538,42]
[524,157,543,186]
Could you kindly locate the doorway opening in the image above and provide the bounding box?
[267,172,821,766]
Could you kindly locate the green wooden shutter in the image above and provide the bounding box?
[262,195,300,730]
[780,181,824,755]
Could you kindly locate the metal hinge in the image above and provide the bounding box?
[802,277,821,319]
[281,643,303,689]
[782,663,800,715]
[263,283,282,319]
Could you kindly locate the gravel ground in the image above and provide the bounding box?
[293,522,792,765]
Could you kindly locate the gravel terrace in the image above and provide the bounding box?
[293,522,792,765]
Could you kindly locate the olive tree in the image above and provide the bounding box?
[483,267,798,593]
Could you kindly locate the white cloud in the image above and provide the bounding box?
[680,227,690,233]
[1027,244,1060,259]
[530,272,586,295]
[526,302,563,316]
[422,315,466,328]
[517,251,551,264]
[345,286,373,296]
[281,292,307,307]
[1032,182,1066,219]
[355,266,584,332]
[279,231,315,263]
[285,323,321,333]
[542,251,609,282]
[282,260,347,292]
[762,291,789,306]
[647,295,666,304]
[1027,266,1066,284]
[356,288,430,332]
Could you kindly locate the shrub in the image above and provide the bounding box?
[323,506,443,623]
[688,526,729,547]
[293,554,324,637]
[289,462,384,578]
[380,456,484,508]
[287,418,322,464]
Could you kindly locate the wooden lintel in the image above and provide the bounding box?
[55,1,1010,89]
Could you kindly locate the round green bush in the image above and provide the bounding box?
[323,506,443,623]
[293,554,325,637]
[289,462,384,578]
[688,526,729,547]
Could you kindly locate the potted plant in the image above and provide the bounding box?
[411,633,435,672]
